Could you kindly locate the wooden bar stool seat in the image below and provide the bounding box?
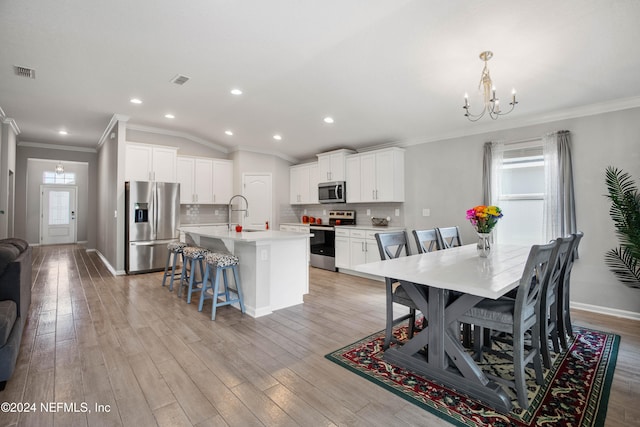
[198,252,245,320]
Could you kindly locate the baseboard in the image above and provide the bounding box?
[93,250,126,276]
[571,302,640,321]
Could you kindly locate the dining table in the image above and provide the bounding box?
[353,243,532,413]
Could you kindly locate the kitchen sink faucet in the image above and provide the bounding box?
[228,194,249,231]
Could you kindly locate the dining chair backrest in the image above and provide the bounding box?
[436,226,463,249]
[412,229,440,253]
[375,231,412,260]
[514,240,558,323]
[563,231,583,282]
[543,235,574,301]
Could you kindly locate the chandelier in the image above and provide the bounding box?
[463,51,517,121]
[55,162,64,174]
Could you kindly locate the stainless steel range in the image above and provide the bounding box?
[309,210,356,271]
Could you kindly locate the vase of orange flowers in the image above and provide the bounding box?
[466,205,503,257]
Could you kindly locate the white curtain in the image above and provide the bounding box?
[482,141,505,241]
[542,130,577,241]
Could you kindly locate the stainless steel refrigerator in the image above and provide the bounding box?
[125,181,180,274]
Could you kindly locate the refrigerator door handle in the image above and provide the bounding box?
[130,239,177,246]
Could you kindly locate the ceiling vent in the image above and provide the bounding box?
[170,74,190,85]
[14,65,36,79]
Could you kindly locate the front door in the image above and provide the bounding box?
[40,185,77,245]
[242,174,272,229]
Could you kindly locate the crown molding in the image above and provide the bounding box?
[0,107,21,135]
[397,96,640,148]
[2,118,21,135]
[98,114,129,148]
[18,141,97,153]
[230,145,298,163]
[125,123,230,154]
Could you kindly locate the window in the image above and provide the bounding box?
[43,171,76,184]
[48,191,70,225]
[494,142,545,245]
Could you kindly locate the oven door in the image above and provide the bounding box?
[309,226,336,271]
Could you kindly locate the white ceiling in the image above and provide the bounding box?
[2,0,640,161]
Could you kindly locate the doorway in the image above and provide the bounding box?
[40,185,77,245]
[242,173,272,229]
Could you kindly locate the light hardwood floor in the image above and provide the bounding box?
[0,244,638,426]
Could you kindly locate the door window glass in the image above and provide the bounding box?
[49,191,70,225]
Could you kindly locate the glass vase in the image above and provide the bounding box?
[476,232,492,258]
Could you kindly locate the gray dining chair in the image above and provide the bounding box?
[375,231,427,350]
[458,240,557,409]
[539,235,574,368]
[435,226,463,249]
[557,231,584,348]
[412,229,440,253]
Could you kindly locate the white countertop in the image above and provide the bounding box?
[280,222,405,231]
[179,225,312,242]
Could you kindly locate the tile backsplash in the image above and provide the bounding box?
[180,204,228,225]
[285,203,404,227]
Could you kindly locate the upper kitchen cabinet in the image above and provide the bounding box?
[177,156,233,204]
[290,162,319,204]
[346,147,405,203]
[316,149,354,182]
[125,143,177,182]
[211,159,233,204]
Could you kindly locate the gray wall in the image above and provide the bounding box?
[97,123,120,270]
[230,150,291,230]
[0,121,17,238]
[15,146,97,248]
[403,107,640,315]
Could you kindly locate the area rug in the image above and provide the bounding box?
[325,324,619,427]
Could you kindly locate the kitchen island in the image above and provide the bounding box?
[178,226,312,318]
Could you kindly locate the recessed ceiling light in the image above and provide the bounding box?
[58,130,68,135]
[225,130,233,136]
[273,134,282,141]
[230,88,243,95]
[130,98,143,104]
[323,116,334,124]
[164,114,175,119]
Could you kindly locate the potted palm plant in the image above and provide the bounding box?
[604,166,640,288]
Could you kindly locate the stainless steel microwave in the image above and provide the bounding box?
[318,181,346,204]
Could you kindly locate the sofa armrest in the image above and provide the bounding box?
[0,246,32,318]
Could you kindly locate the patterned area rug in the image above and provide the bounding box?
[325,324,619,427]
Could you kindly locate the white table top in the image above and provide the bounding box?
[354,244,531,300]
[179,226,312,242]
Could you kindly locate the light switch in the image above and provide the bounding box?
[366,209,371,216]
[304,209,308,214]
[323,209,326,215]
[114,210,117,218]
[422,208,431,217]
[395,208,400,216]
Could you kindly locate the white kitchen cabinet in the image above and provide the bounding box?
[334,228,351,268]
[289,162,317,204]
[345,147,405,203]
[316,149,354,182]
[125,143,178,182]
[345,155,361,203]
[212,159,233,204]
[177,156,233,204]
[348,229,380,267]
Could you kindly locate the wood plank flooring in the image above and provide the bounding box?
[0,244,638,426]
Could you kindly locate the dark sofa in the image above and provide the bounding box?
[0,238,31,391]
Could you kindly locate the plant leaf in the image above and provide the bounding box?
[604,247,640,288]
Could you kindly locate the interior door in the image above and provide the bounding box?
[40,185,77,245]
[242,173,272,229]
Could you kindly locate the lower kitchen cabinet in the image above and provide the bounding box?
[335,229,350,268]
[336,228,383,270]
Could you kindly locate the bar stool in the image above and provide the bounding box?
[178,246,209,304]
[198,252,245,320]
[162,242,188,291]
